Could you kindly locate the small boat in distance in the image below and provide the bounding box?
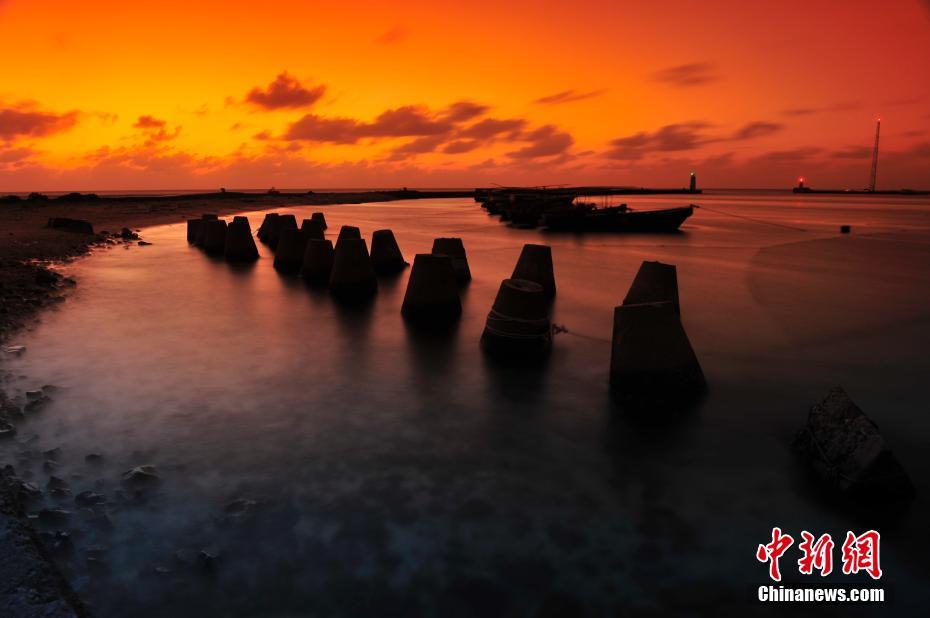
[542,203,694,233]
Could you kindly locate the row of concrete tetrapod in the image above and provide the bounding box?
[186,213,259,262]
[186,211,704,404]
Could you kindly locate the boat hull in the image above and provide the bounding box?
[544,205,694,233]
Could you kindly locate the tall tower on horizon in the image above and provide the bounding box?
[868,118,881,192]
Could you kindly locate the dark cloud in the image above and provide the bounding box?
[732,121,783,140]
[651,63,718,87]
[606,123,710,159]
[389,134,448,158]
[458,118,527,140]
[534,89,606,105]
[284,114,364,143]
[0,103,78,140]
[442,139,481,154]
[245,72,326,110]
[507,125,574,159]
[367,105,451,137]
[442,101,490,123]
[375,26,408,46]
[133,115,166,129]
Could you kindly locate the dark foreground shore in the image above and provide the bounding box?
[0,189,468,615]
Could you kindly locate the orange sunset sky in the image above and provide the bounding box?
[1,0,929,191]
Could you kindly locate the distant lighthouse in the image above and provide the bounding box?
[689,172,697,192]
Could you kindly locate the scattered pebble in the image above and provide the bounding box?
[121,465,162,488]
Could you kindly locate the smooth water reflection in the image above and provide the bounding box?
[2,193,930,616]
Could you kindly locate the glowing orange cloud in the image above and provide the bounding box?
[0,0,929,190]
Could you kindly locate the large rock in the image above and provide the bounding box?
[370,229,408,275]
[510,243,555,299]
[401,254,460,323]
[609,301,704,404]
[793,387,915,501]
[431,237,471,283]
[623,260,680,315]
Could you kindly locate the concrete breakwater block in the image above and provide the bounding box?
[431,237,471,283]
[232,215,251,229]
[401,254,461,322]
[371,229,409,275]
[47,217,95,235]
[274,227,309,273]
[266,214,297,250]
[623,261,680,315]
[202,219,228,256]
[195,213,218,246]
[257,213,279,241]
[224,220,259,262]
[792,387,914,501]
[301,239,334,284]
[329,238,377,301]
[511,243,555,299]
[337,225,362,242]
[300,218,325,241]
[609,302,704,404]
[481,278,551,354]
[311,211,328,230]
[186,218,201,243]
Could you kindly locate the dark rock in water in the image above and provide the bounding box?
[300,239,334,284]
[34,269,61,286]
[42,447,61,460]
[195,213,218,246]
[198,550,218,573]
[36,508,71,526]
[329,238,377,302]
[609,302,705,405]
[0,420,15,439]
[84,453,104,465]
[401,254,461,323]
[793,387,915,501]
[46,217,94,234]
[370,229,409,275]
[266,214,297,250]
[121,465,161,488]
[310,211,327,230]
[481,279,551,355]
[74,491,106,507]
[840,225,851,234]
[224,220,259,263]
[186,218,202,244]
[137,240,152,246]
[202,219,228,256]
[42,460,57,473]
[431,237,471,283]
[120,227,139,240]
[46,476,69,491]
[300,218,325,241]
[510,243,556,299]
[273,227,309,273]
[24,394,51,413]
[256,213,279,242]
[623,260,680,315]
[39,531,74,557]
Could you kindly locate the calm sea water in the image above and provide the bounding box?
[2,192,929,616]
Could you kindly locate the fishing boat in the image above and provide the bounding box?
[542,203,694,233]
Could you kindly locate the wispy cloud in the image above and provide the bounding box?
[651,62,719,88]
[375,26,408,46]
[0,102,79,140]
[534,89,606,105]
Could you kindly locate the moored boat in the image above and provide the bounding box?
[543,203,694,233]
